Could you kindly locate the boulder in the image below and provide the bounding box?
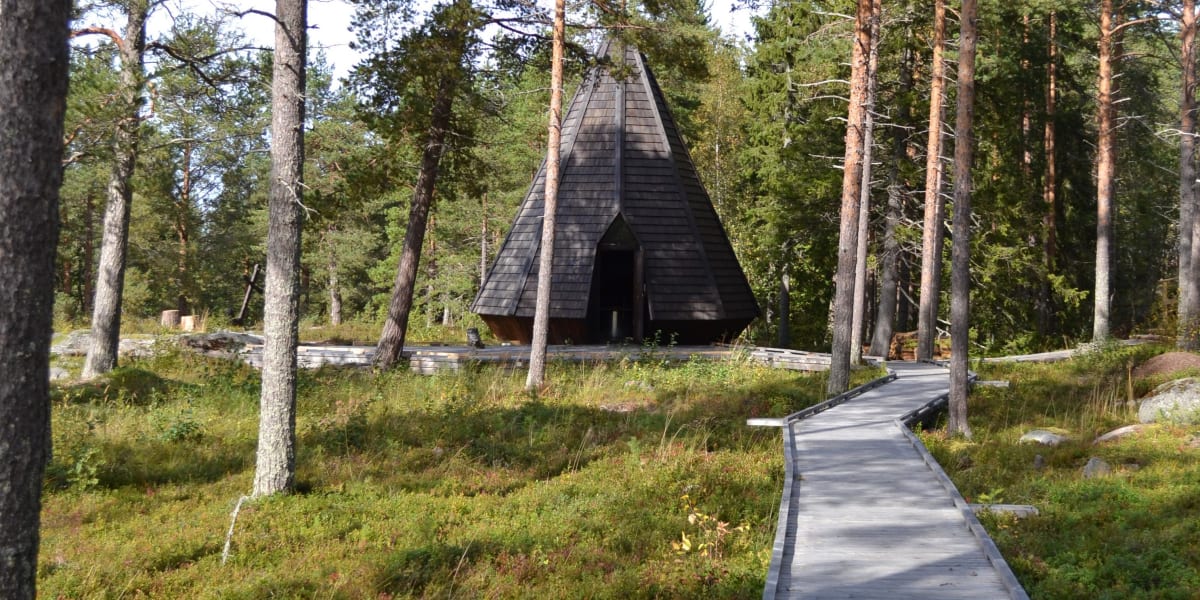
[1082,457,1111,479]
[49,366,69,381]
[1020,429,1070,446]
[1093,424,1146,445]
[50,329,92,356]
[1138,378,1200,424]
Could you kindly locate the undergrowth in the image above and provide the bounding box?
[40,347,873,598]
[921,344,1200,599]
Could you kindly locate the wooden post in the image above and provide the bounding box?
[633,249,645,342]
[234,263,260,326]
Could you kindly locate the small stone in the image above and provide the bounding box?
[1020,429,1070,446]
[1082,457,1112,479]
[1033,454,1045,470]
[1184,435,1200,450]
[48,366,69,381]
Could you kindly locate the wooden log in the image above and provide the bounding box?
[161,309,181,328]
[180,315,196,332]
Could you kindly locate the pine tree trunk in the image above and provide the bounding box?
[526,0,566,391]
[82,1,148,379]
[850,0,881,365]
[828,0,874,395]
[917,0,948,361]
[374,79,455,368]
[327,234,342,327]
[1041,11,1058,336]
[949,0,978,439]
[871,33,912,356]
[0,2,70,596]
[253,0,307,498]
[1180,0,1198,348]
[778,272,791,347]
[1093,0,1116,342]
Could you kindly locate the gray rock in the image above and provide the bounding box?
[48,366,69,381]
[1033,454,1046,470]
[1020,429,1070,446]
[1138,378,1200,424]
[50,329,92,356]
[1093,424,1146,445]
[1082,457,1112,479]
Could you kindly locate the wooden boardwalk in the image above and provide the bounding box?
[755,362,1029,600]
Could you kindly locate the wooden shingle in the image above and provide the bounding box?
[471,40,759,344]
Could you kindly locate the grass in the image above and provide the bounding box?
[41,345,880,598]
[920,344,1200,599]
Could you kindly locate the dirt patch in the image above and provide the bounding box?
[1133,351,1200,379]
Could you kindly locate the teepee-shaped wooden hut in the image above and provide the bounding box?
[471,41,759,345]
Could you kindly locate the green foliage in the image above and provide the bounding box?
[921,344,1200,598]
[38,353,841,597]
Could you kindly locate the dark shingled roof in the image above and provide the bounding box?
[471,40,758,328]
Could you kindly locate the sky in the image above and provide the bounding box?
[160,0,758,81]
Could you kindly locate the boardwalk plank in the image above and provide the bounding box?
[761,362,1028,600]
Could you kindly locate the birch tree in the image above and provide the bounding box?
[0,1,71,596]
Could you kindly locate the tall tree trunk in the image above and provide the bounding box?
[828,0,873,395]
[1041,11,1058,336]
[917,0,948,361]
[1180,0,1199,348]
[778,271,791,347]
[526,0,566,391]
[175,141,192,315]
[851,0,882,365]
[871,30,913,356]
[327,231,342,326]
[0,1,70,597]
[1093,0,1117,342]
[480,192,489,283]
[948,0,978,438]
[82,1,148,379]
[253,0,307,498]
[374,79,456,368]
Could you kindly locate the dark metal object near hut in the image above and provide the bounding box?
[471,41,759,345]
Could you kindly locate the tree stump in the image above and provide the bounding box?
[180,315,196,332]
[161,309,181,329]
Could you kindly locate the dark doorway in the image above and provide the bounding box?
[586,217,644,343]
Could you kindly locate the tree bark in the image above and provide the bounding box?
[1041,11,1058,336]
[828,0,874,395]
[327,233,342,326]
[253,0,307,498]
[1093,0,1117,342]
[850,0,881,365]
[526,0,566,391]
[778,272,791,347]
[0,1,70,597]
[871,29,913,356]
[917,0,948,361]
[1180,0,1199,348]
[374,78,456,368]
[948,0,978,439]
[82,1,149,379]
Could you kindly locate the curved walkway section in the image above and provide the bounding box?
[753,362,1028,600]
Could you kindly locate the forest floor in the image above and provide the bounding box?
[41,345,871,598]
[39,337,1200,598]
[922,343,1200,599]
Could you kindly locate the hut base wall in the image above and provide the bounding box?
[479,315,752,346]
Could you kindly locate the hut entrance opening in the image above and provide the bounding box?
[586,217,645,343]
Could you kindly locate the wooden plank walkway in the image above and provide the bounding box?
[756,362,1029,600]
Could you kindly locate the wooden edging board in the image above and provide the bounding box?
[746,368,899,600]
